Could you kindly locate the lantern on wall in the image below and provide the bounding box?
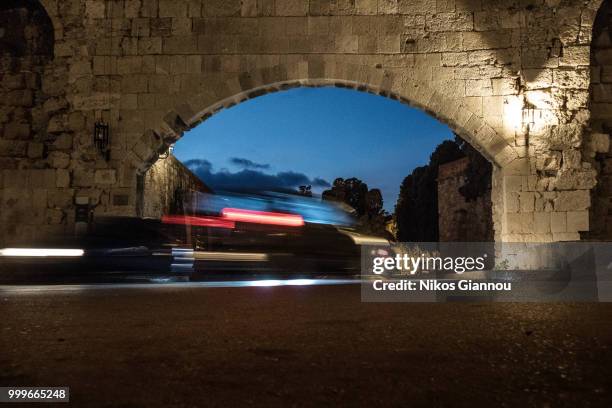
[94,121,110,161]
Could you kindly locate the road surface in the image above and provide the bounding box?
[1,281,612,407]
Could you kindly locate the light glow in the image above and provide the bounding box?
[0,248,84,257]
[192,251,269,262]
[221,208,305,227]
[249,280,283,287]
[162,215,235,229]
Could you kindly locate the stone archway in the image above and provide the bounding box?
[127,61,514,242]
[0,0,606,245]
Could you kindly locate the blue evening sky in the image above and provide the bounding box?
[173,87,453,211]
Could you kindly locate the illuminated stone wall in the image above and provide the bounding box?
[438,157,493,242]
[0,0,607,244]
[141,154,211,219]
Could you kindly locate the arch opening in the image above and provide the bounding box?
[145,78,503,174]
[139,85,495,243]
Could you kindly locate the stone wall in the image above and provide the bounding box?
[0,0,609,245]
[587,0,612,240]
[141,154,211,219]
[438,157,493,242]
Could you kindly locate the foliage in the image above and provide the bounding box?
[297,185,312,197]
[322,177,390,237]
[395,140,465,242]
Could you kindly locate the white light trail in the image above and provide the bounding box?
[0,248,84,257]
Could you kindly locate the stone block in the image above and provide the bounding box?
[46,208,65,225]
[552,232,581,242]
[27,143,44,159]
[206,0,241,16]
[560,46,590,67]
[163,36,198,54]
[43,98,69,114]
[95,169,117,185]
[241,0,257,16]
[519,192,535,212]
[591,132,610,154]
[506,213,522,234]
[85,0,105,19]
[172,17,193,36]
[117,57,143,74]
[56,170,71,188]
[139,37,163,54]
[534,212,551,234]
[3,74,25,90]
[151,18,173,37]
[275,0,308,15]
[48,152,71,169]
[4,123,31,140]
[187,0,202,17]
[562,149,582,169]
[159,0,188,17]
[7,90,34,107]
[550,212,567,233]
[30,169,56,189]
[53,134,73,150]
[566,211,589,232]
[426,13,473,32]
[0,140,27,157]
[73,169,95,187]
[122,75,149,93]
[554,68,590,90]
[378,0,398,14]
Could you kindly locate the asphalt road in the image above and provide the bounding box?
[1,282,612,407]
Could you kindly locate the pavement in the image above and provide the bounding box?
[1,282,612,407]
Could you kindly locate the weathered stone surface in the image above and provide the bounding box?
[56,170,71,188]
[94,170,117,185]
[48,152,71,169]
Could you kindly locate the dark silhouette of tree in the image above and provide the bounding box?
[395,140,464,242]
[323,178,388,236]
[298,185,312,197]
[322,178,369,215]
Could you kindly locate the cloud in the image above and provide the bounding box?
[184,159,330,192]
[229,157,271,170]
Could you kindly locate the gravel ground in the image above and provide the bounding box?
[1,284,612,407]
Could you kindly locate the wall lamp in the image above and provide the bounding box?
[94,121,111,161]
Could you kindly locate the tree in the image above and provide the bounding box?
[298,185,312,197]
[323,178,389,236]
[395,140,464,242]
[322,177,369,216]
